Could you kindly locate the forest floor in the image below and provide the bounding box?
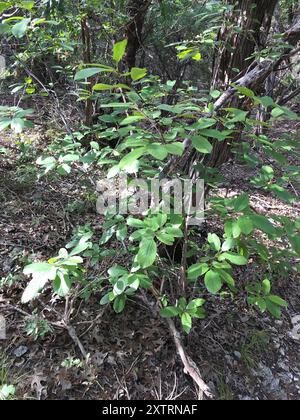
[0,122,300,400]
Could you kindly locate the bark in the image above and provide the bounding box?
[212,0,278,89]
[208,0,279,167]
[81,17,93,126]
[125,0,152,70]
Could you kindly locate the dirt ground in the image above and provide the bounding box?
[0,122,300,400]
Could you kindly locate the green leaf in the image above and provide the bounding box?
[120,115,145,125]
[199,129,232,141]
[119,147,145,170]
[11,18,30,38]
[113,278,127,296]
[0,384,15,400]
[289,235,300,255]
[181,313,192,334]
[113,39,128,64]
[160,306,180,318]
[250,214,278,237]
[234,85,255,98]
[57,164,71,175]
[210,90,221,99]
[11,118,25,133]
[165,227,183,237]
[69,239,90,256]
[53,272,71,297]
[75,67,113,81]
[108,266,127,277]
[187,263,209,280]
[238,216,254,235]
[233,194,249,212]
[0,119,11,131]
[0,23,9,36]
[61,154,80,162]
[93,83,114,91]
[232,221,241,239]
[156,233,175,245]
[218,269,235,287]
[262,279,271,295]
[222,238,236,252]
[23,262,57,278]
[20,1,35,10]
[257,96,274,107]
[100,292,112,306]
[186,298,205,311]
[271,107,285,118]
[268,295,288,308]
[219,252,248,266]
[116,225,128,241]
[137,237,157,268]
[99,227,115,245]
[0,2,12,13]
[127,217,145,228]
[165,142,184,156]
[256,298,267,312]
[158,104,184,114]
[113,294,126,313]
[192,135,213,154]
[22,263,57,303]
[204,270,222,294]
[265,299,282,319]
[130,67,147,81]
[193,118,216,130]
[207,233,221,251]
[147,143,168,160]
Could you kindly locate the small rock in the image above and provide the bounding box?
[13,346,28,358]
[279,348,285,356]
[234,351,242,360]
[270,378,280,392]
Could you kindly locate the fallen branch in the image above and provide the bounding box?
[165,317,214,400]
[278,86,300,106]
[140,290,214,400]
[65,324,88,360]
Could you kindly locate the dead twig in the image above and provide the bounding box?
[140,290,214,400]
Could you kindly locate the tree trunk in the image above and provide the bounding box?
[208,0,278,167]
[212,0,278,89]
[81,16,93,126]
[125,0,152,70]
